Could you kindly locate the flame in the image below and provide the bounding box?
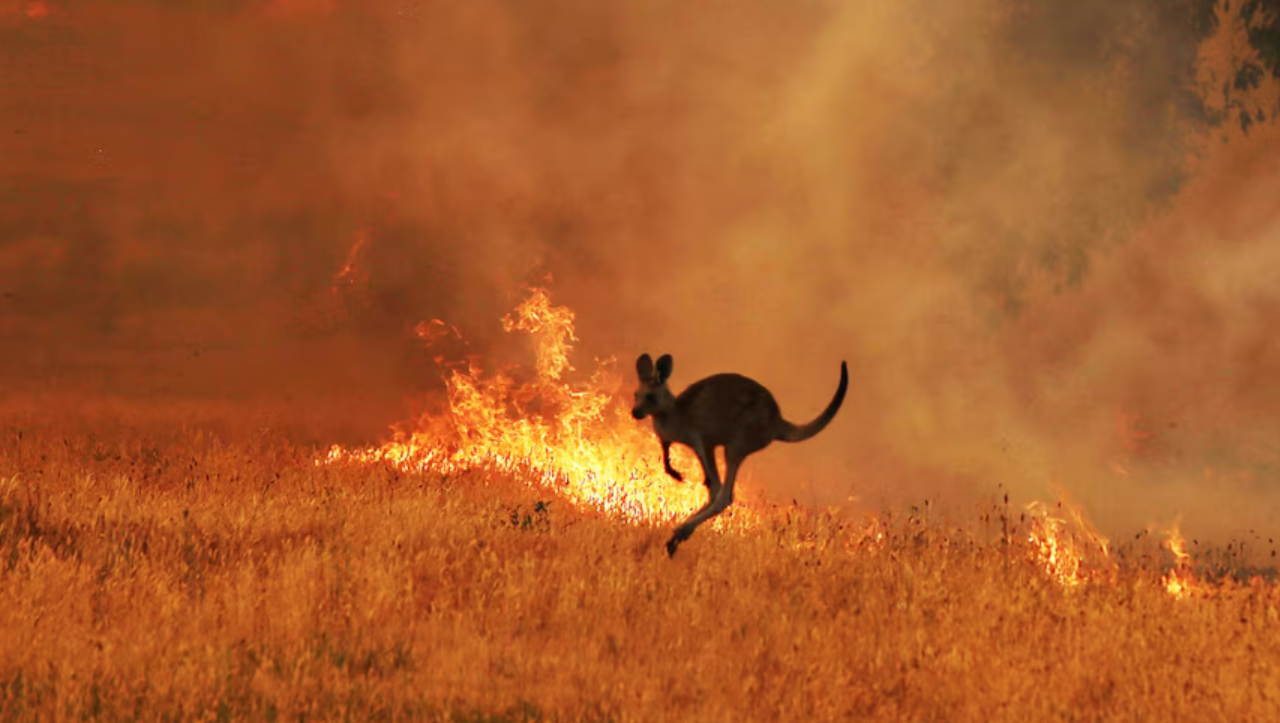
[1025,497,1113,588]
[324,286,739,527]
[332,228,370,292]
[308,228,373,332]
[414,319,461,345]
[319,284,1223,593]
[1162,520,1202,600]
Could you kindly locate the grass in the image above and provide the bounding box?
[1,397,1279,722]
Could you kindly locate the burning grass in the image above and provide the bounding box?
[322,286,716,527]
[0,289,1278,721]
[0,405,1278,722]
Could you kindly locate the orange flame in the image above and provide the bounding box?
[1025,497,1113,588]
[1162,520,1203,600]
[332,228,370,292]
[414,319,461,345]
[320,284,1213,590]
[323,286,741,527]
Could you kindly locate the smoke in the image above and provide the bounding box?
[990,125,1280,543]
[3,0,1276,542]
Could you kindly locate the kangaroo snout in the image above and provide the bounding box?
[630,407,645,420]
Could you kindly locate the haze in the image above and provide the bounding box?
[3,0,1279,546]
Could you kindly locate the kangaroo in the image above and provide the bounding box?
[631,353,848,557]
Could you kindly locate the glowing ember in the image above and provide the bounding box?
[323,286,746,527]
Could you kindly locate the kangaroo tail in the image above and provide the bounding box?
[776,361,848,443]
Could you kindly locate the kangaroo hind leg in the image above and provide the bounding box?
[666,443,721,557]
[700,444,722,502]
[688,447,744,531]
[667,446,742,558]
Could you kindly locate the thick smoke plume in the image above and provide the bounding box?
[2,0,1277,544]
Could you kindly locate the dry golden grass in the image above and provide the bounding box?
[1,399,1280,722]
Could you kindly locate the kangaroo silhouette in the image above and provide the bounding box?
[631,353,848,556]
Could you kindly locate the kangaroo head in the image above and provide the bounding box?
[631,353,675,420]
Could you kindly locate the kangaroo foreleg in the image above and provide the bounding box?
[661,440,683,482]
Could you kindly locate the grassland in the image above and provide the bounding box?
[1,397,1279,722]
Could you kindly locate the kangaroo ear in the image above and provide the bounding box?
[635,353,654,380]
[655,354,673,384]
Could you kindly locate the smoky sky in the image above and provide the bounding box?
[2,0,1277,544]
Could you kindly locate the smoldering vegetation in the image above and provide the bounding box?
[2,0,1279,544]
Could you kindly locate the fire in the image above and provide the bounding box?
[320,284,1225,593]
[332,228,370,291]
[1025,497,1114,588]
[1162,520,1203,600]
[1021,499,1213,599]
[323,286,740,527]
[309,229,374,332]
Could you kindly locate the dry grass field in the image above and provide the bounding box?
[8,2,1280,721]
[1,395,1280,723]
